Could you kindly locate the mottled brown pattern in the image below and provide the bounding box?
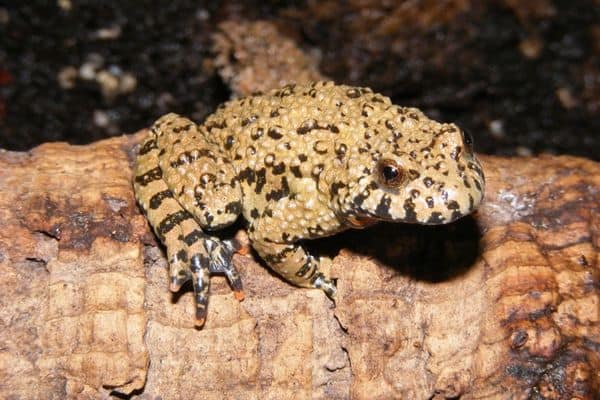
[134,81,485,324]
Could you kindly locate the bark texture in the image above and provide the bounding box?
[0,135,598,399]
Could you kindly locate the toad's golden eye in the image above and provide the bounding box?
[377,158,405,187]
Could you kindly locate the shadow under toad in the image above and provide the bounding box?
[167,213,482,304]
[304,214,482,283]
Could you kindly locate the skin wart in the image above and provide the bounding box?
[133,81,485,326]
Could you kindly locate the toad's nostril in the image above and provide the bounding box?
[462,129,474,147]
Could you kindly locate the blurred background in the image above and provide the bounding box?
[0,0,598,159]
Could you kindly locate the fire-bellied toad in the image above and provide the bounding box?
[134,81,485,326]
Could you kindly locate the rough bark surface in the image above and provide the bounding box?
[0,134,598,399]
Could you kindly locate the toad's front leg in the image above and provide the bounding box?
[247,198,338,298]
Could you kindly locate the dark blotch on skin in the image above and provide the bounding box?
[311,164,324,179]
[135,166,162,186]
[205,120,227,132]
[183,229,208,246]
[346,88,361,98]
[335,143,347,158]
[139,139,158,155]
[254,168,267,194]
[272,162,286,175]
[250,208,259,219]
[295,258,313,277]
[426,196,434,208]
[297,119,317,135]
[450,146,462,161]
[174,248,189,263]
[224,135,234,150]
[157,210,192,239]
[237,167,256,184]
[451,210,463,221]
[149,189,173,209]
[266,177,290,201]
[427,212,444,224]
[408,169,421,180]
[352,189,370,207]
[275,84,296,97]
[241,115,257,126]
[403,198,418,223]
[375,195,392,218]
[267,127,283,139]
[251,127,264,140]
[199,173,217,188]
[423,177,434,188]
[307,225,324,238]
[447,200,460,210]
[266,188,287,201]
[330,181,346,197]
[263,245,294,264]
[225,201,242,215]
[290,165,302,178]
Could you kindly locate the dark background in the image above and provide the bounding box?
[0,1,598,159]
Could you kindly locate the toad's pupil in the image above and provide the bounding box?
[383,166,398,181]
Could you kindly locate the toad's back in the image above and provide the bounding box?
[163,82,396,221]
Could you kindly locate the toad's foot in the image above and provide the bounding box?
[205,238,245,301]
[176,235,245,327]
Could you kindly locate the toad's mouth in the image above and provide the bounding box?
[345,214,380,229]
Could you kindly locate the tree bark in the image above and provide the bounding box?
[0,134,598,399]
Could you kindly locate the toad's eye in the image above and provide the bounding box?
[377,159,405,187]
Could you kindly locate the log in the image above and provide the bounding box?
[0,133,598,399]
